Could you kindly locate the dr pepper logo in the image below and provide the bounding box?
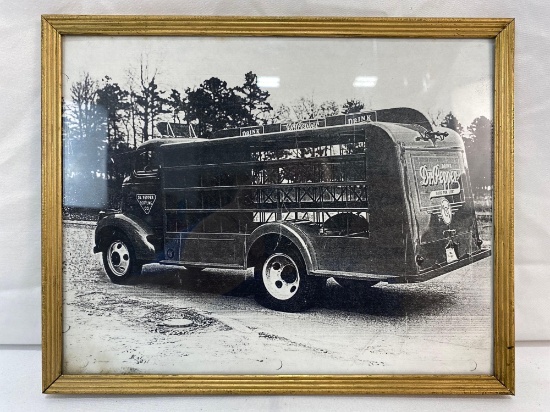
[136,194,156,214]
[419,164,462,199]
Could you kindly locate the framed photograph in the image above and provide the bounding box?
[42,16,514,394]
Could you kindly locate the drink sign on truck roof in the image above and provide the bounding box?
[213,107,432,139]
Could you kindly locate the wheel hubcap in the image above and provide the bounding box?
[262,253,300,300]
[107,241,130,277]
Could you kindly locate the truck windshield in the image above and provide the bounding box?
[134,149,159,174]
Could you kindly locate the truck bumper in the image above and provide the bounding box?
[389,248,492,284]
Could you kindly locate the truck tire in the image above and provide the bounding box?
[102,232,142,284]
[254,246,321,312]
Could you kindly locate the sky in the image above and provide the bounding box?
[63,36,494,127]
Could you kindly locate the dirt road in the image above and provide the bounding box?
[62,222,493,375]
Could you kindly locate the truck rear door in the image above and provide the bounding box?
[404,147,478,271]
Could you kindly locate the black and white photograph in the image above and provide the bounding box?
[60,36,494,375]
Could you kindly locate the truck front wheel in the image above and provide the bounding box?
[102,233,142,284]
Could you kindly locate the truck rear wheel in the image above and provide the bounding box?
[102,233,142,284]
[254,247,321,312]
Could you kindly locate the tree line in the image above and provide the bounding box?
[434,112,493,194]
[62,66,492,210]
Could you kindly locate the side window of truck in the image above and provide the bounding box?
[134,149,159,176]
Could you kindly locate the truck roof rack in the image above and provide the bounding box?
[213,107,432,139]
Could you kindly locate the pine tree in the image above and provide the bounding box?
[96,76,129,148]
[234,71,273,125]
[184,77,249,138]
[342,99,365,114]
[440,112,464,137]
[133,64,170,142]
[466,116,493,193]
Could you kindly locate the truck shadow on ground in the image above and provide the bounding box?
[318,279,457,317]
[125,266,457,318]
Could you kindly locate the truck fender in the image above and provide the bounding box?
[245,221,318,272]
[94,213,156,262]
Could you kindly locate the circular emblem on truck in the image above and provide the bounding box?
[440,198,452,225]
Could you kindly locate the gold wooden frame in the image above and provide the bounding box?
[42,16,514,395]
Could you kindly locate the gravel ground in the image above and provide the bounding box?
[62,221,493,375]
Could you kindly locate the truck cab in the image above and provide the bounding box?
[93,138,202,283]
